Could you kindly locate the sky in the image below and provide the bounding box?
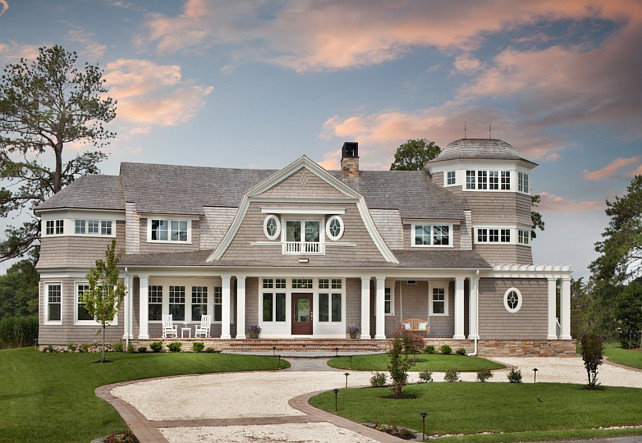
[1,0,641,278]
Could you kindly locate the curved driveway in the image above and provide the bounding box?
[97,356,642,442]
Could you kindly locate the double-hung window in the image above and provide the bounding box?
[384,287,394,315]
[76,283,93,322]
[446,171,456,185]
[518,172,530,193]
[191,286,208,320]
[518,229,530,245]
[213,286,222,322]
[430,287,447,316]
[169,286,186,321]
[46,283,62,323]
[149,286,163,321]
[412,224,451,247]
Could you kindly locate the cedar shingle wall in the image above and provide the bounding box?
[478,278,547,339]
[200,207,237,250]
[258,168,352,200]
[38,278,125,345]
[474,244,533,265]
[38,221,126,269]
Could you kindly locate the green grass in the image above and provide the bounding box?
[0,348,289,442]
[310,382,642,441]
[604,343,642,369]
[328,353,505,371]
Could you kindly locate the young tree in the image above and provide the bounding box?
[0,45,116,262]
[580,333,604,389]
[388,330,411,397]
[390,139,441,171]
[82,240,126,363]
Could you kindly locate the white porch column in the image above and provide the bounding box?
[236,276,246,339]
[360,276,372,339]
[560,277,572,339]
[221,275,232,339]
[547,278,558,339]
[467,276,479,340]
[375,276,386,339]
[453,277,465,339]
[123,273,133,340]
[138,275,149,339]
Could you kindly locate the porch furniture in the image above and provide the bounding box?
[194,314,211,338]
[401,318,429,333]
[181,327,192,338]
[162,314,178,338]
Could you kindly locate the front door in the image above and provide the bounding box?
[292,293,313,335]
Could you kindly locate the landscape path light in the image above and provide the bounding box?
[333,388,339,411]
[344,372,350,388]
[272,346,276,356]
[420,411,428,441]
[533,367,538,383]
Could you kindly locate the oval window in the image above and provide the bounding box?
[503,288,522,313]
[326,215,344,241]
[263,215,281,240]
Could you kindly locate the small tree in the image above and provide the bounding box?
[581,333,604,389]
[388,332,411,397]
[82,240,125,363]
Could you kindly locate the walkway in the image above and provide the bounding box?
[96,355,642,442]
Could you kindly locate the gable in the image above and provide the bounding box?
[256,168,353,201]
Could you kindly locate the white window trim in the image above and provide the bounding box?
[464,169,513,192]
[504,287,523,313]
[44,282,63,325]
[384,286,395,316]
[517,171,531,195]
[148,285,163,322]
[146,218,193,244]
[445,170,456,187]
[429,285,449,316]
[411,223,453,248]
[73,219,117,237]
[263,215,281,241]
[325,215,344,241]
[282,217,325,255]
[43,219,65,237]
[74,281,119,326]
[475,226,534,245]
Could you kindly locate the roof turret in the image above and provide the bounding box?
[428,138,537,166]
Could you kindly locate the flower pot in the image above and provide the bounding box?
[248,332,260,339]
[349,332,358,339]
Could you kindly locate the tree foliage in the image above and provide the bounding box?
[82,240,126,363]
[388,329,411,397]
[530,194,545,239]
[0,257,39,318]
[580,333,604,389]
[0,45,116,261]
[590,175,642,284]
[390,139,441,171]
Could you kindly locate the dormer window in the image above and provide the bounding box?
[411,224,452,247]
[261,211,345,255]
[285,220,321,253]
[147,218,191,243]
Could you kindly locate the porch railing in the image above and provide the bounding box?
[283,241,323,254]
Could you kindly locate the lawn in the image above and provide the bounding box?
[604,343,642,369]
[310,382,642,442]
[0,347,288,442]
[328,353,505,371]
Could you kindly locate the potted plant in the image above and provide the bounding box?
[247,325,262,339]
[347,325,360,339]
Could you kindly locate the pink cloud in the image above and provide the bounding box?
[0,41,39,64]
[104,59,213,130]
[583,156,642,180]
[627,163,642,178]
[538,192,605,214]
[139,0,642,73]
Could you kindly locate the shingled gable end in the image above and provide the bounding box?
[34,139,574,356]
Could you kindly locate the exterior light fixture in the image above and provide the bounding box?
[272,345,276,356]
[333,388,339,411]
[344,372,350,388]
[298,258,309,264]
[533,367,538,383]
[420,411,428,441]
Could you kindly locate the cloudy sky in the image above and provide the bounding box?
[1,0,641,278]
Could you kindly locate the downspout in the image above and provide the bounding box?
[125,267,129,350]
[468,270,480,356]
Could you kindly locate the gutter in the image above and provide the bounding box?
[468,269,480,357]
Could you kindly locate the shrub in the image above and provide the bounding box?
[440,344,452,355]
[126,343,134,353]
[419,370,433,383]
[81,343,90,352]
[137,346,147,353]
[456,347,467,356]
[167,342,182,352]
[507,367,522,383]
[423,345,436,354]
[370,372,387,387]
[192,341,205,353]
[113,341,123,352]
[150,341,163,353]
[444,369,459,382]
[581,333,604,389]
[0,315,38,349]
[68,343,77,352]
[205,347,220,353]
[477,369,493,382]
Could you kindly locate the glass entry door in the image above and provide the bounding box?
[291,293,313,335]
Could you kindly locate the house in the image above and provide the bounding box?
[35,139,574,356]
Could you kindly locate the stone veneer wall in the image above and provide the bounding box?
[415,339,576,357]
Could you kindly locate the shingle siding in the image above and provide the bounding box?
[258,168,352,200]
[200,207,237,250]
[478,278,547,339]
[474,244,533,265]
[370,209,402,249]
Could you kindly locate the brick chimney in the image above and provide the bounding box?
[341,142,359,178]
